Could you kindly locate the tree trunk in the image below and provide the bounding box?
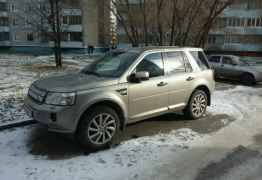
[55,0,62,68]
[169,0,177,46]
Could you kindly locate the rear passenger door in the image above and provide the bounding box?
[163,51,193,110]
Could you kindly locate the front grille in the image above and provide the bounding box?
[28,85,47,103]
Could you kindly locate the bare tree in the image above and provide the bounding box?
[194,0,235,47]
[18,0,64,68]
[49,0,63,68]
[139,0,148,46]
[155,0,165,46]
[111,0,234,47]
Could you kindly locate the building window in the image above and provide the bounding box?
[208,36,216,44]
[69,16,82,25]
[69,32,82,41]
[0,32,9,41]
[252,18,256,26]
[236,18,241,27]
[241,18,245,27]
[247,18,252,27]
[0,2,7,11]
[63,16,68,24]
[228,18,233,26]
[27,33,34,41]
[0,17,9,26]
[11,4,15,12]
[13,18,17,26]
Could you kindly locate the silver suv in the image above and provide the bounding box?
[24,47,215,150]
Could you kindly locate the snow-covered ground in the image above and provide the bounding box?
[0,54,97,126]
[0,84,262,180]
[1,54,262,180]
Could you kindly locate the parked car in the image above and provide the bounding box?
[208,55,262,85]
[24,47,215,150]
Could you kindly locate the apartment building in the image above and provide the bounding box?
[207,0,262,54]
[0,0,114,51]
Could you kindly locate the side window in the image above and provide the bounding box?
[209,56,221,63]
[165,51,186,74]
[136,53,164,78]
[190,51,210,70]
[223,56,233,65]
[182,53,193,72]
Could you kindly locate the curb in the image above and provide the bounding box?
[0,120,37,131]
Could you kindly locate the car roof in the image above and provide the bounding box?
[123,46,203,54]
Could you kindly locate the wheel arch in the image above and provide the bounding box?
[77,99,127,132]
[193,85,211,106]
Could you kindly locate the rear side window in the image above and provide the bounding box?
[209,56,221,63]
[190,51,210,70]
[182,53,193,72]
[165,52,186,74]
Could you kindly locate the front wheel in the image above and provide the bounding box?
[184,90,208,120]
[77,106,120,151]
[241,73,256,86]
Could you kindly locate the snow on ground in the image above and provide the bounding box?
[1,54,262,179]
[0,84,262,180]
[0,54,98,126]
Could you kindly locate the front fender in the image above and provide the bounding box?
[72,88,128,132]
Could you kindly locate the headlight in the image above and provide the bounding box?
[45,92,76,106]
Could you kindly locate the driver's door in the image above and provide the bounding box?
[128,53,169,122]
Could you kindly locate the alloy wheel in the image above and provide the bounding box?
[87,113,117,145]
[191,93,207,118]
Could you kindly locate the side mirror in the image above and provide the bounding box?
[129,71,149,83]
[135,71,149,81]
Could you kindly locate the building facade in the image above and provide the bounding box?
[207,0,262,54]
[0,0,114,51]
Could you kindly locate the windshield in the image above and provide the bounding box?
[81,52,139,78]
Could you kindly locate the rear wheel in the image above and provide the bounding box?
[77,106,120,151]
[241,73,256,86]
[184,90,208,120]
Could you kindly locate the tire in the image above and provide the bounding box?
[241,73,256,86]
[76,106,120,151]
[184,90,208,120]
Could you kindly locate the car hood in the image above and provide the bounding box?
[33,73,119,92]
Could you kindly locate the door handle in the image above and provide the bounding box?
[186,77,195,81]
[157,82,168,87]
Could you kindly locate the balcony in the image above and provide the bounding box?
[0,41,10,46]
[221,9,262,18]
[62,25,82,32]
[63,9,82,16]
[0,12,8,17]
[0,26,9,32]
[207,43,262,52]
[210,27,262,35]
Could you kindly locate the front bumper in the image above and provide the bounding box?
[24,97,79,133]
